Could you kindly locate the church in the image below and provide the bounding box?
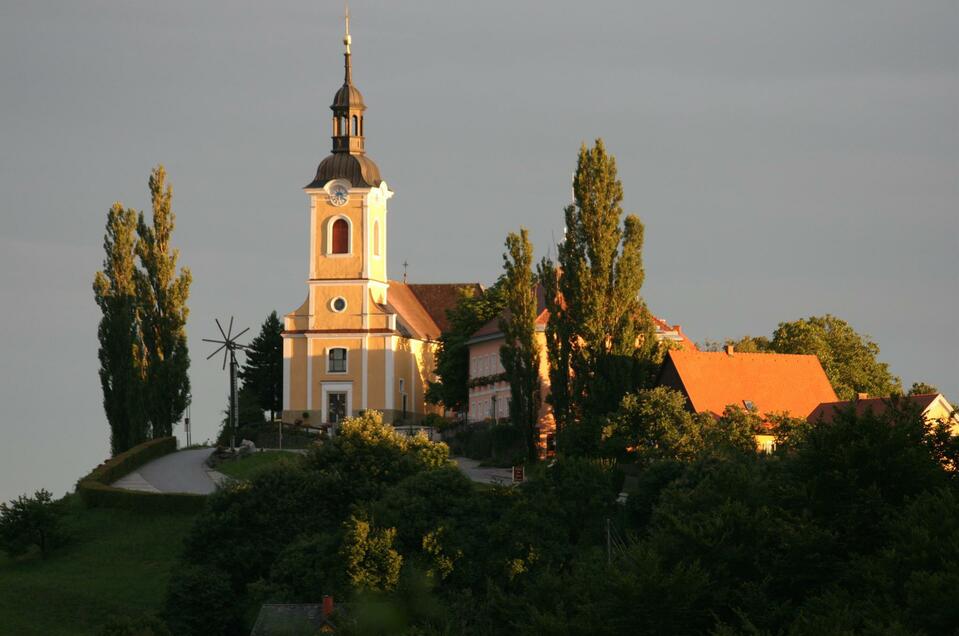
[281,16,478,428]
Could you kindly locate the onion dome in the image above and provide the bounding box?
[306,9,381,189]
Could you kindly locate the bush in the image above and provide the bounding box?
[0,489,68,558]
[421,413,455,431]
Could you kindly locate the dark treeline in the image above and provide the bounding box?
[162,399,959,635]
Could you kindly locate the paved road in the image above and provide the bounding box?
[452,456,513,485]
[113,450,506,493]
[113,448,218,495]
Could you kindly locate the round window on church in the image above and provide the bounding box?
[330,297,347,313]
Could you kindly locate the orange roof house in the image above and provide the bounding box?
[809,393,958,432]
[658,345,838,420]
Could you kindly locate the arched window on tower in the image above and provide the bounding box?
[331,218,349,254]
[372,220,380,256]
[352,115,358,136]
[360,116,364,136]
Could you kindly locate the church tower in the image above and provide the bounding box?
[297,7,393,341]
[282,11,474,429]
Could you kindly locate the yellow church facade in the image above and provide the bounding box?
[282,19,475,428]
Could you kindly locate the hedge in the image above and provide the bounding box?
[77,437,207,513]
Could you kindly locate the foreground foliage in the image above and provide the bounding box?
[163,403,958,635]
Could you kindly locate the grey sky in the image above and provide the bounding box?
[1,1,956,502]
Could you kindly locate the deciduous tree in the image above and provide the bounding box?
[0,489,66,558]
[94,203,147,453]
[500,228,541,461]
[539,139,658,431]
[135,166,192,438]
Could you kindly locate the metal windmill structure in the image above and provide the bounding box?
[203,317,249,450]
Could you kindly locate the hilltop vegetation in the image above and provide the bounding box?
[0,496,196,635]
[161,403,958,635]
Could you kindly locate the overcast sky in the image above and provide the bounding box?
[1,1,956,502]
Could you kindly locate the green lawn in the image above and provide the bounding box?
[215,450,300,481]
[0,495,198,635]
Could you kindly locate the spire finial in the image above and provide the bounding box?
[343,2,352,83]
[344,3,351,53]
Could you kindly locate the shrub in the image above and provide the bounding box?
[0,489,68,558]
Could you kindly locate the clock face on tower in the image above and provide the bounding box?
[329,184,349,206]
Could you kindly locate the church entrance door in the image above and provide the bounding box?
[328,392,347,423]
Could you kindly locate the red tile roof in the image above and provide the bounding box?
[387,281,481,341]
[408,283,482,333]
[649,315,697,351]
[808,393,944,423]
[386,281,442,340]
[663,348,837,419]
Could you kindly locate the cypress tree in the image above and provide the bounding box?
[135,165,192,438]
[240,311,284,421]
[500,228,541,461]
[540,139,657,427]
[93,203,148,454]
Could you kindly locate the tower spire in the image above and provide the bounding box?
[343,2,352,84]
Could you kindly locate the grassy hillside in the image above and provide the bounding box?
[0,495,198,635]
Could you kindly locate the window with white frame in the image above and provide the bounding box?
[328,347,347,373]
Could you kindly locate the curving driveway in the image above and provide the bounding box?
[112,448,222,494]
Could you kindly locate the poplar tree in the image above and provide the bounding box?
[94,203,148,454]
[135,166,192,438]
[539,139,657,427]
[240,310,284,421]
[500,228,541,461]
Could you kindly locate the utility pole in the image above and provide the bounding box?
[184,393,192,447]
[229,354,239,449]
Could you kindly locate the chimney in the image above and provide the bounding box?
[724,344,735,356]
[856,392,868,400]
[322,595,334,618]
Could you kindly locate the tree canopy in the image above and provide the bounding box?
[539,139,659,429]
[94,165,191,452]
[499,228,540,460]
[239,310,283,421]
